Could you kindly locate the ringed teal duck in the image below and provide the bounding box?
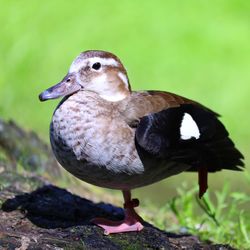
[39,50,244,234]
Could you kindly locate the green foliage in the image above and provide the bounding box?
[142,174,250,249]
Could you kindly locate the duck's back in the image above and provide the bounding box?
[127,91,243,173]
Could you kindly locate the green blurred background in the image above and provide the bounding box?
[0,0,249,204]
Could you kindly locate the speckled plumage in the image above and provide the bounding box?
[50,91,194,190]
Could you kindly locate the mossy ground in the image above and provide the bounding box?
[0,119,239,249]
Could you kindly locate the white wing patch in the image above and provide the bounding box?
[180,113,200,140]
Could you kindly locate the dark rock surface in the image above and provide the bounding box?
[0,119,235,249]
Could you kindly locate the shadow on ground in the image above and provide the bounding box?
[2,184,124,229]
[1,184,235,249]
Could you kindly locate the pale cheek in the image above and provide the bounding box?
[88,74,108,91]
[118,72,129,87]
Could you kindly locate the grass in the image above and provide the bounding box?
[0,0,250,248]
[142,172,250,249]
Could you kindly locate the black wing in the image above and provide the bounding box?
[135,104,244,172]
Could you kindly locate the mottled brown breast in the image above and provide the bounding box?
[49,91,148,187]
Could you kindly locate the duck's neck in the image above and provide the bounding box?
[92,74,131,102]
[99,89,130,102]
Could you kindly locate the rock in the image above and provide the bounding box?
[0,119,59,177]
[0,119,235,249]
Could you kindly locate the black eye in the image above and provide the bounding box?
[66,78,71,82]
[92,62,101,70]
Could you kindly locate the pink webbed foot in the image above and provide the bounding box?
[91,217,144,235]
[91,194,144,235]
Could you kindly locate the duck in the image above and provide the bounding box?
[39,50,244,235]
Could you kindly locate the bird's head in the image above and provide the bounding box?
[39,50,131,102]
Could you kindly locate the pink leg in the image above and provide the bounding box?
[91,190,144,235]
